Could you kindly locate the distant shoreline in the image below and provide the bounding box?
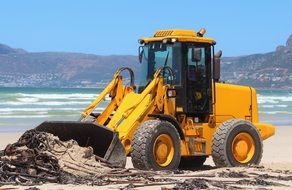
[0,86,291,91]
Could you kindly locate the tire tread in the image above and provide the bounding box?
[131,120,181,170]
[211,119,263,167]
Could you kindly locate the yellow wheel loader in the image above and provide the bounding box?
[36,29,275,170]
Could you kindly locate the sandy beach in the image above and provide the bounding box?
[0,125,292,189]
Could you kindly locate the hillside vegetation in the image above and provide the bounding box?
[0,35,291,89]
[0,48,139,87]
[221,35,292,89]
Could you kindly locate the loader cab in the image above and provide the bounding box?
[138,29,216,121]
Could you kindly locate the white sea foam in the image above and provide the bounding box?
[257,95,292,104]
[105,97,111,101]
[259,104,288,108]
[259,111,292,114]
[0,101,91,106]
[0,108,82,112]
[0,107,105,113]
[0,108,53,112]
[276,105,289,108]
[17,93,98,100]
[0,115,49,118]
[16,98,39,102]
[257,99,279,104]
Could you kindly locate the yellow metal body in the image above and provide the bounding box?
[81,29,275,160]
[213,83,275,141]
[141,29,215,44]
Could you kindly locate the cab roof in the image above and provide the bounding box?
[140,29,215,44]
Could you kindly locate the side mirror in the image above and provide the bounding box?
[138,46,143,63]
[214,50,222,81]
[191,48,202,62]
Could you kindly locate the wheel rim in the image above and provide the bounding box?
[232,132,255,163]
[153,134,174,167]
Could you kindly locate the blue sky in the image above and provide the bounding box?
[0,0,292,56]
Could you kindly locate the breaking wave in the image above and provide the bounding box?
[17,93,98,100]
[259,105,288,108]
[0,101,91,106]
[257,94,292,104]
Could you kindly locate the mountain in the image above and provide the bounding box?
[0,43,26,54]
[0,36,291,89]
[221,35,292,89]
[0,45,139,88]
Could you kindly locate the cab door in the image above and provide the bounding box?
[186,44,212,115]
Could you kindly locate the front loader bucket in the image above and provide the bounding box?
[35,121,126,168]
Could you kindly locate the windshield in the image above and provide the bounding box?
[138,42,181,92]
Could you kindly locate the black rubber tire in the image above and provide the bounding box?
[212,119,263,167]
[131,120,181,170]
[179,156,207,170]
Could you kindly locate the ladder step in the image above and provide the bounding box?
[194,138,206,143]
[194,126,203,129]
[193,152,206,156]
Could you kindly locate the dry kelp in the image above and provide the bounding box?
[0,130,122,185]
[0,130,175,186]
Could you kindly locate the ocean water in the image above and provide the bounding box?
[0,87,291,132]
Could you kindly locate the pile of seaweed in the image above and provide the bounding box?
[0,130,163,186]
